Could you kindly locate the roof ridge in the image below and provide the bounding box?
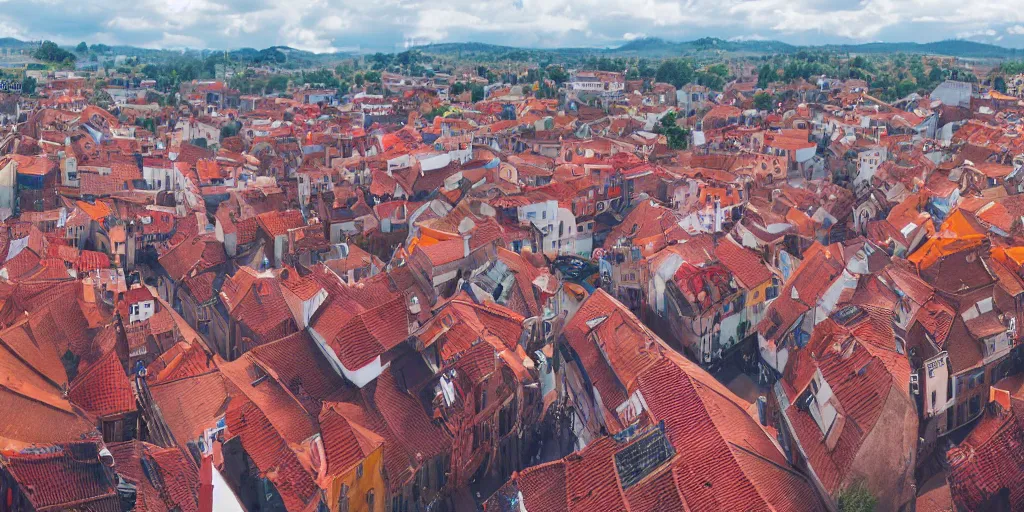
[148,367,221,388]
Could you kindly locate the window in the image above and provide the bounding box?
[366,490,375,509]
[931,390,936,409]
[356,462,363,479]
[541,211,547,220]
[577,225,583,233]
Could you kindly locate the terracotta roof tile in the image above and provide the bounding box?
[318,404,384,477]
[2,443,120,512]
[108,440,200,512]
[68,349,134,418]
[225,397,320,512]
[947,402,1024,511]
[148,370,230,451]
[714,237,773,289]
[256,209,305,238]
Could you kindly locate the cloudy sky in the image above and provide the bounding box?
[4,0,1024,53]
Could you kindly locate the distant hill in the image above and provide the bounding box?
[819,40,1023,58]
[0,38,38,49]
[415,37,1022,60]
[0,36,1019,65]
[613,37,798,56]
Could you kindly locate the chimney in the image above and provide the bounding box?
[463,234,471,258]
[198,455,214,512]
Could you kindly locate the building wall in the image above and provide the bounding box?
[325,445,386,512]
[845,385,918,511]
[0,159,16,216]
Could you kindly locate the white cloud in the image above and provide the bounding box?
[729,34,767,41]
[4,0,1024,52]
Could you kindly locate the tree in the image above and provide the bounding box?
[753,92,774,111]
[75,42,88,53]
[266,75,289,94]
[34,41,76,64]
[655,59,694,88]
[657,111,690,150]
[363,71,381,85]
[991,75,1007,92]
[20,76,36,95]
[302,68,339,88]
[470,84,485,102]
[90,89,113,109]
[757,64,775,89]
[545,65,569,85]
[220,121,241,139]
[837,482,877,512]
[896,79,917,98]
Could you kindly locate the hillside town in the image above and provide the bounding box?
[1,51,1024,512]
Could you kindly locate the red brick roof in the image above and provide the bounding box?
[148,370,229,452]
[714,236,773,289]
[551,289,820,510]
[68,349,134,418]
[108,440,200,512]
[948,400,1024,511]
[311,293,409,370]
[158,235,225,282]
[780,307,913,498]
[225,397,320,512]
[2,443,120,512]
[256,209,305,238]
[318,404,384,477]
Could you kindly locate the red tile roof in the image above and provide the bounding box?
[318,403,384,477]
[68,349,134,418]
[416,237,466,267]
[146,341,216,385]
[223,270,298,345]
[947,400,1024,511]
[148,370,229,452]
[311,293,410,370]
[158,235,225,282]
[108,440,200,512]
[219,353,317,445]
[2,443,120,512]
[551,289,820,510]
[256,209,305,238]
[362,368,451,488]
[247,331,355,412]
[780,307,914,498]
[714,236,773,289]
[225,397,320,512]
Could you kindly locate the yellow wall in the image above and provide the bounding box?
[746,279,772,308]
[325,446,386,512]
